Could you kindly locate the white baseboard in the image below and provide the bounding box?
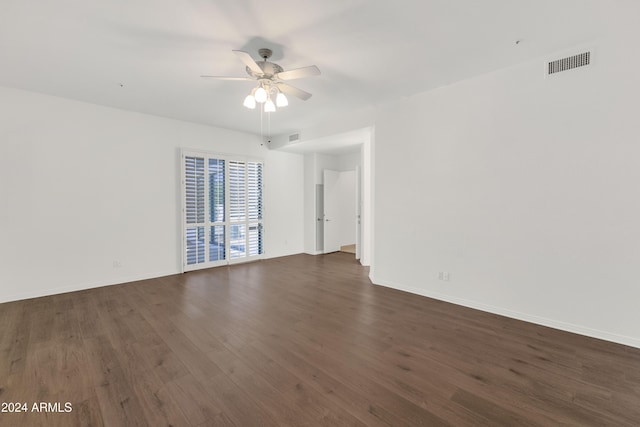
[0,270,179,304]
[373,278,640,350]
[303,250,323,255]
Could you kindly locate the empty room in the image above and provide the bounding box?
[1,1,640,426]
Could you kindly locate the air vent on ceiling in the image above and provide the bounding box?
[289,133,301,143]
[547,51,591,75]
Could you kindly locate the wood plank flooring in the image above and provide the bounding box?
[1,252,640,426]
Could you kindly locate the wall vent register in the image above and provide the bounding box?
[547,51,591,75]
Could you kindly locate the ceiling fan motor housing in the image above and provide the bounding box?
[246,61,283,79]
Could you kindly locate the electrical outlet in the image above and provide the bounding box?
[443,272,450,281]
[113,260,122,268]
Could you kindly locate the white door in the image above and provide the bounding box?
[323,169,341,253]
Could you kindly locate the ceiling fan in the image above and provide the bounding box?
[201,48,320,112]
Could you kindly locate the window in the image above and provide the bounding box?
[182,151,264,271]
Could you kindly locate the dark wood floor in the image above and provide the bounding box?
[1,253,640,426]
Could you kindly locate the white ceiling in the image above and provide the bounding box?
[0,0,611,138]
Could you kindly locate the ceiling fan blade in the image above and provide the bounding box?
[200,75,253,81]
[276,83,312,101]
[276,65,321,81]
[233,50,263,75]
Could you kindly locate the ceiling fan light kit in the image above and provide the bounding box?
[201,47,320,114]
[243,94,256,109]
[264,98,276,113]
[276,91,288,107]
[254,85,268,104]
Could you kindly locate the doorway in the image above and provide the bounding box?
[323,169,358,257]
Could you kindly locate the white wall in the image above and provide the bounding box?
[303,153,316,254]
[372,22,640,347]
[0,86,304,303]
[360,135,373,267]
[314,153,339,182]
[338,151,361,172]
[262,149,305,259]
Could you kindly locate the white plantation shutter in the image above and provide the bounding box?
[248,223,263,256]
[209,225,225,261]
[208,158,226,262]
[229,224,246,259]
[228,161,246,222]
[185,227,205,265]
[228,161,247,260]
[184,156,205,266]
[209,158,225,223]
[182,151,263,271]
[185,156,205,224]
[247,162,263,221]
[247,162,263,256]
